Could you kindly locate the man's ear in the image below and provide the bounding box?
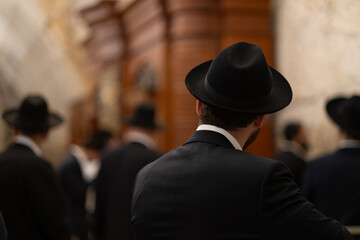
[253,115,265,128]
[196,100,202,116]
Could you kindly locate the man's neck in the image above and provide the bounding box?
[124,129,157,150]
[15,134,43,157]
[27,135,44,146]
[13,129,46,146]
[228,128,253,150]
[283,140,307,158]
[197,124,243,150]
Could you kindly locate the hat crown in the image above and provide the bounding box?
[327,95,360,137]
[340,96,360,127]
[18,96,49,123]
[185,41,292,114]
[134,103,155,125]
[205,42,272,105]
[2,94,63,130]
[124,102,163,129]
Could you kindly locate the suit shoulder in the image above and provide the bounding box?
[308,153,334,167]
[149,145,282,175]
[28,156,54,172]
[273,151,296,160]
[136,148,176,173]
[18,155,54,177]
[218,149,282,169]
[102,143,161,166]
[57,154,78,173]
[101,146,125,162]
[1,149,48,166]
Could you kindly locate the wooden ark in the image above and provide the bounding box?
[81,0,275,157]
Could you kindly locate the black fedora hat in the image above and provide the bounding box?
[123,102,163,130]
[2,95,63,130]
[185,41,292,113]
[326,95,360,136]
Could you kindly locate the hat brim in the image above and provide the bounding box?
[2,110,63,129]
[326,97,347,128]
[122,117,164,130]
[185,60,292,114]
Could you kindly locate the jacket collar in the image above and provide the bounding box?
[124,130,156,150]
[184,130,237,150]
[338,139,360,149]
[14,135,42,157]
[196,124,242,150]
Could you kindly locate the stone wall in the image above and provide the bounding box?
[0,0,91,164]
[273,0,360,159]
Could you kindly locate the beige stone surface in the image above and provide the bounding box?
[273,0,360,159]
[0,0,92,163]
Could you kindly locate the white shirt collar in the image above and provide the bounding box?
[15,134,42,157]
[283,140,307,159]
[196,124,242,150]
[124,130,157,150]
[338,139,360,149]
[70,144,100,182]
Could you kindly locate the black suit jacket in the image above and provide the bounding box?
[95,141,161,240]
[273,151,306,187]
[302,147,360,225]
[0,143,70,240]
[0,212,7,240]
[57,154,95,240]
[132,130,353,240]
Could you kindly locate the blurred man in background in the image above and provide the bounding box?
[274,122,309,186]
[57,130,114,240]
[303,95,360,239]
[0,211,7,240]
[95,101,163,240]
[0,95,70,240]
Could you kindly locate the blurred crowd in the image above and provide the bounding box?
[0,96,163,240]
[0,41,360,240]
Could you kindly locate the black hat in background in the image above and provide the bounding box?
[326,95,360,137]
[84,130,113,151]
[185,41,292,114]
[123,102,163,130]
[2,95,63,130]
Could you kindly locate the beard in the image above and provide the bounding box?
[243,128,261,151]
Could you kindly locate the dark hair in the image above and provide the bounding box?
[200,103,258,131]
[17,127,49,136]
[284,123,301,141]
[84,130,113,151]
[346,131,360,141]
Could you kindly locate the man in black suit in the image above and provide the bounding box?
[131,42,353,240]
[0,212,7,240]
[302,95,360,239]
[57,130,114,240]
[0,95,70,240]
[95,102,163,240]
[274,122,308,186]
